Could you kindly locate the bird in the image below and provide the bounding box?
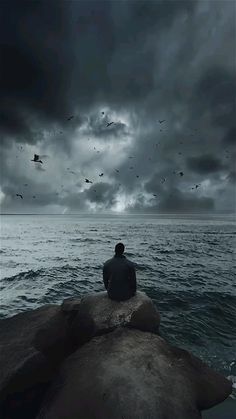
[24,184,28,186]
[31,154,43,163]
[67,115,74,121]
[32,195,36,198]
[159,120,166,124]
[101,111,105,115]
[16,194,23,199]
[153,194,157,197]
[106,122,114,127]
[195,184,200,189]
[136,175,139,178]
[85,178,93,183]
[178,152,182,155]
[129,166,134,170]
[129,156,134,159]
[179,172,184,176]
[99,173,104,177]
[161,178,166,183]
[115,169,119,173]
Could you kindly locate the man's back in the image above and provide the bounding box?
[103,252,136,301]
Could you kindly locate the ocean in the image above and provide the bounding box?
[0,214,235,418]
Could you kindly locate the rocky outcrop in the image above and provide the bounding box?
[0,305,60,419]
[0,291,232,419]
[37,328,232,419]
[69,291,161,346]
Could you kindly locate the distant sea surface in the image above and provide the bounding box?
[0,214,236,418]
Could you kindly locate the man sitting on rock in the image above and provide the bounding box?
[103,242,137,301]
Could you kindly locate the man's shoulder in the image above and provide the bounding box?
[124,258,135,268]
[103,257,114,266]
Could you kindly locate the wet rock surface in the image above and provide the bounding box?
[0,292,232,419]
[37,328,232,419]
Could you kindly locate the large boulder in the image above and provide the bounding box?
[32,306,75,361]
[0,305,61,418]
[37,328,232,419]
[69,291,160,346]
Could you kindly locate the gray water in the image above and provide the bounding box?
[0,214,236,417]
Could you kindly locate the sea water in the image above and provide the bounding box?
[0,214,235,418]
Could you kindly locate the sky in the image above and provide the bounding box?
[0,0,235,215]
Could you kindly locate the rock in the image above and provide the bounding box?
[37,328,232,419]
[69,291,160,345]
[61,297,81,314]
[32,308,75,361]
[0,305,60,418]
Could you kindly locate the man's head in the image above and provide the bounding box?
[115,242,125,255]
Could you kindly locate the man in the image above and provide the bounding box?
[103,243,137,301]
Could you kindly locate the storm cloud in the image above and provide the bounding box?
[0,0,235,214]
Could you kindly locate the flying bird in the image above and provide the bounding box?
[16,194,23,199]
[32,195,36,199]
[106,122,114,127]
[136,175,139,178]
[179,172,184,176]
[67,115,74,121]
[129,167,134,170]
[153,194,157,197]
[158,120,166,124]
[85,178,93,184]
[24,184,28,186]
[161,178,166,183]
[115,169,119,173]
[31,154,43,163]
[99,173,104,177]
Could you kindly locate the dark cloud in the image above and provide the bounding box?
[186,155,224,174]
[0,0,235,214]
[222,126,236,146]
[158,190,214,213]
[84,182,118,207]
[227,171,236,184]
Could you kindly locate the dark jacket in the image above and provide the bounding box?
[103,254,136,301]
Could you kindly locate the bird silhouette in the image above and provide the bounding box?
[85,178,93,183]
[32,195,36,198]
[161,178,166,183]
[24,184,28,186]
[129,166,134,170]
[106,122,114,127]
[179,172,184,176]
[159,120,166,124]
[153,194,157,197]
[99,173,104,177]
[115,169,119,173]
[16,194,23,199]
[67,115,74,121]
[136,175,139,178]
[31,154,43,163]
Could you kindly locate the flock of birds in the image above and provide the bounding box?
[14,112,229,202]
